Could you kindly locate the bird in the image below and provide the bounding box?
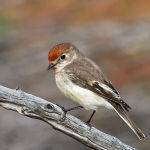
[47,42,146,140]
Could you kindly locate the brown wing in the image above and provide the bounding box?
[69,73,131,111]
[92,81,131,111]
[65,56,131,111]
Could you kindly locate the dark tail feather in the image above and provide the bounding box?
[113,105,146,140]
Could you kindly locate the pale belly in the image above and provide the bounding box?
[55,73,113,110]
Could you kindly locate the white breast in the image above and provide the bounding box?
[55,72,113,110]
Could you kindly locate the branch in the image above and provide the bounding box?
[0,85,136,150]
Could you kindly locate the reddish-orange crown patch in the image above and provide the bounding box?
[48,43,72,62]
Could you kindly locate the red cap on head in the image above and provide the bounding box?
[48,43,72,62]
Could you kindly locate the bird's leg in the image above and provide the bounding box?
[86,110,96,125]
[65,106,83,112]
[56,104,83,122]
[61,106,83,121]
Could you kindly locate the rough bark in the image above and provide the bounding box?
[0,85,137,150]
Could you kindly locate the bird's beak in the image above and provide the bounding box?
[47,63,55,70]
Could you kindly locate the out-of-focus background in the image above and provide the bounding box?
[0,0,150,150]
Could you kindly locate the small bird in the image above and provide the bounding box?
[47,43,146,140]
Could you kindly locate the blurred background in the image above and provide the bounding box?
[0,0,150,150]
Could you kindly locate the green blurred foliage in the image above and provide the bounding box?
[0,13,14,37]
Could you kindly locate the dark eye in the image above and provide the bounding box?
[60,55,66,60]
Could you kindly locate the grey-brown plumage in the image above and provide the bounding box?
[65,55,130,111]
[48,43,146,140]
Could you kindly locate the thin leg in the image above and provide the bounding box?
[65,106,83,112]
[86,110,96,124]
[56,104,83,112]
[56,104,83,122]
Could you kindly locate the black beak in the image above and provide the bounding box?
[47,63,55,70]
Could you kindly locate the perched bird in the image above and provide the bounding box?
[47,43,146,140]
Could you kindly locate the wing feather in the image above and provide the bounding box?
[69,73,131,111]
[66,57,131,111]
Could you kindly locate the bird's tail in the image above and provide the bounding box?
[113,105,146,140]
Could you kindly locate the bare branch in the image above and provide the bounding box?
[0,85,137,150]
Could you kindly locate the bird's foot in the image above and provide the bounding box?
[85,110,96,129]
[56,104,83,122]
[15,85,21,90]
[85,120,92,129]
[55,104,67,122]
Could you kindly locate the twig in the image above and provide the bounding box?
[0,85,137,150]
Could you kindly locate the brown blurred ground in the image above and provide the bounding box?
[0,0,150,150]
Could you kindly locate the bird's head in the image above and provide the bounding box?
[48,43,79,72]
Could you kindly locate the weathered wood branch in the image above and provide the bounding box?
[0,85,136,150]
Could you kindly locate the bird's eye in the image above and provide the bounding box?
[60,55,66,60]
